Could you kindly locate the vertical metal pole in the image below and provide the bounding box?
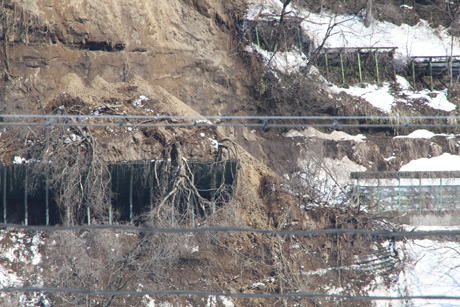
[3,167,6,223]
[255,26,260,49]
[325,51,329,81]
[109,205,112,225]
[419,177,422,213]
[340,52,345,85]
[171,194,175,227]
[392,50,397,83]
[357,52,363,83]
[108,170,112,226]
[129,168,133,224]
[429,57,433,91]
[87,207,91,226]
[211,168,217,215]
[398,176,401,211]
[191,197,195,227]
[149,170,154,226]
[440,177,443,210]
[24,167,28,226]
[297,27,302,55]
[356,177,360,209]
[412,60,416,89]
[375,52,380,83]
[45,177,49,226]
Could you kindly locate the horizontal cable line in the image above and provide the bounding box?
[0,287,459,301]
[1,223,459,238]
[0,115,459,129]
[2,114,460,120]
[2,122,460,129]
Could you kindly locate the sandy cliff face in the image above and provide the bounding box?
[3,0,251,116]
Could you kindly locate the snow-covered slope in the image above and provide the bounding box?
[245,0,459,114]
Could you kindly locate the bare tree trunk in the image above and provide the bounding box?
[364,0,373,28]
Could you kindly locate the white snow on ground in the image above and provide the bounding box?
[285,126,366,142]
[397,239,460,307]
[399,153,460,172]
[245,1,458,113]
[330,82,397,113]
[394,129,457,139]
[302,12,460,62]
[403,88,456,112]
[371,236,460,307]
[246,44,307,74]
[330,75,457,113]
[245,1,460,61]
[0,230,49,306]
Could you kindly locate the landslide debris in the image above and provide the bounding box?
[0,0,409,306]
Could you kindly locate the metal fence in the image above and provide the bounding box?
[0,160,238,226]
[350,171,460,212]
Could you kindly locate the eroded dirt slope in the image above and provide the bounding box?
[0,1,403,306]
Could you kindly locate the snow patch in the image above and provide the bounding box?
[395,129,436,139]
[330,82,396,113]
[399,153,460,171]
[285,127,366,142]
[301,12,460,61]
[246,44,307,74]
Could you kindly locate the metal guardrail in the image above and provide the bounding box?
[351,172,460,212]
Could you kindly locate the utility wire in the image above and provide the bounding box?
[0,223,459,238]
[2,114,460,120]
[3,122,460,128]
[0,114,459,129]
[0,287,459,301]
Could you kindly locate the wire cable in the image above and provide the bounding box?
[1,287,460,301]
[1,223,459,238]
[0,114,459,128]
